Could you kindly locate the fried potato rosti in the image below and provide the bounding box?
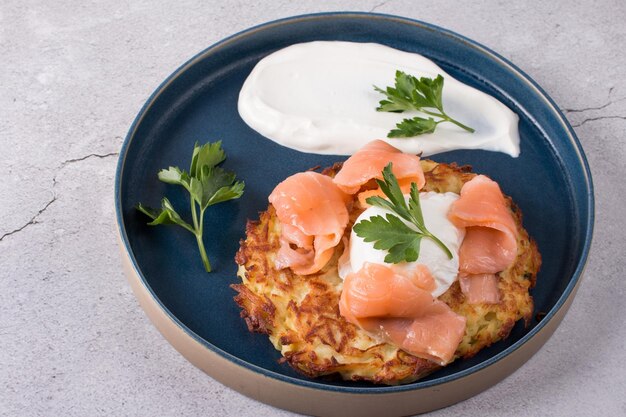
[232,161,541,385]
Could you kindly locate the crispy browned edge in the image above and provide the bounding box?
[231,161,542,385]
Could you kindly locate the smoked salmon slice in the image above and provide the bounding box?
[408,264,437,293]
[448,175,518,304]
[340,263,466,365]
[458,273,500,304]
[269,171,349,275]
[333,140,425,194]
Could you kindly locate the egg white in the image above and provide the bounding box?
[339,192,465,297]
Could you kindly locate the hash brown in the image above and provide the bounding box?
[232,160,541,385]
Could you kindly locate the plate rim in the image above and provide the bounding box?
[115,11,595,394]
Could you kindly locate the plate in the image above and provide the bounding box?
[115,12,594,416]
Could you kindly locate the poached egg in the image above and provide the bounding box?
[339,191,465,297]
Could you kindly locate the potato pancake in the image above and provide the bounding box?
[232,160,540,385]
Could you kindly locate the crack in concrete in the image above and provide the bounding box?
[60,152,119,167]
[1,150,119,242]
[572,115,626,127]
[564,89,625,114]
[369,1,389,12]
[564,101,613,114]
[0,196,57,242]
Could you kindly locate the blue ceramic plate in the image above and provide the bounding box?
[115,12,593,416]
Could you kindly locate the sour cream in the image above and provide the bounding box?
[339,192,465,297]
[238,41,520,157]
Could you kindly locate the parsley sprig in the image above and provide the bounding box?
[374,71,475,137]
[353,163,452,263]
[136,141,244,273]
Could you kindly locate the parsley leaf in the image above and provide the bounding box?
[353,163,453,263]
[374,71,474,137]
[136,141,244,273]
[353,213,423,263]
[388,117,437,137]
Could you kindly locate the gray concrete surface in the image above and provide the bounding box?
[1,1,625,416]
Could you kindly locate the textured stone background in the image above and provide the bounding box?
[1,1,625,416]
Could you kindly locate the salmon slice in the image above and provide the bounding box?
[340,263,466,365]
[333,140,426,194]
[269,171,349,275]
[448,175,517,274]
[458,273,500,304]
[274,235,314,271]
[280,223,314,248]
[448,175,517,303]
[411,264,437,293]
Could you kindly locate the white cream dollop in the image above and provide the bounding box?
[339,192,465,297]
[238,41,520,157]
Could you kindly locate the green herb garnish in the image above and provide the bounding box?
[353,163,452,263]
[374,71,475,137]
[136,141,244,273]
